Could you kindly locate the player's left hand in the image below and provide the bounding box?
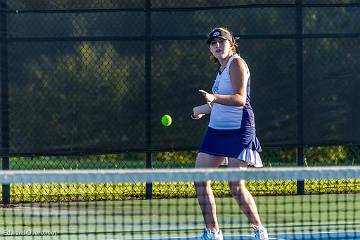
[199,89,216,104]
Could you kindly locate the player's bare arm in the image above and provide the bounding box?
[199,58,248,107]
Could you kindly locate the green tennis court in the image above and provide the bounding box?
[1,193,359,239]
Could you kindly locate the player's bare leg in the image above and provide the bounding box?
[195,152,224,233]
[228,158,268,240]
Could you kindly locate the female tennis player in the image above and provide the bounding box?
[192,27,269,240]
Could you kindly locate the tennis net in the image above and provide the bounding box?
[0,166,360,239]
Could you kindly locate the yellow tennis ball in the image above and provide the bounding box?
[161,114,172,127]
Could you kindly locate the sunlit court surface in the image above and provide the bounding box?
[0,1,359,240]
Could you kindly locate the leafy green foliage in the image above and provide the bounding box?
[10,178,360,203]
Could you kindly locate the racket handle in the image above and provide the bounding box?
[193,104,211,116]
[191,104,211,120]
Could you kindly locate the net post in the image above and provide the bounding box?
[296,147,305,195]
[296,0,305,195]
[145,0,153,200]
[145,152,152,199]
[0,0,10,205]
[1,158,9,205]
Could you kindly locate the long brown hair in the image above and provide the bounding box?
[209,27,239,66]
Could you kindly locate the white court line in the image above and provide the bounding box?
[118,231,360,240]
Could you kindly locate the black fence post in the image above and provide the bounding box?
[1,0,10,205]
[145,0,153,199]
[296,0,305,195]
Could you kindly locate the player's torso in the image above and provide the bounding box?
[209,54,254,130]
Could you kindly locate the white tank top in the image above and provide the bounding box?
[209,54,250,129]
